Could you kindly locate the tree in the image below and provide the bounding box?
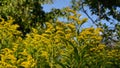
[71,0,120,21]
[0,0,53,35]
[70,0,120,45]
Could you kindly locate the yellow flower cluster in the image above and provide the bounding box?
[66,7,88,25]
[0,48,35,68]
[0,18,36,67]
[78,27,103,45]
[0,11,120,68]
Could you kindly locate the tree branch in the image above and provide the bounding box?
[81,2,98,27]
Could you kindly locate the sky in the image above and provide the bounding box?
[43,0,71,12]
[42,0,119,29]
[42,0,94,28]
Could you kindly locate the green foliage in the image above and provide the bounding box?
[0,0,53,35]
[87,0,120,21]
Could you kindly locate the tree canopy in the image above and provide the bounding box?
[0,0,53,35]
[71,0,120,44]
[71,0,120,21]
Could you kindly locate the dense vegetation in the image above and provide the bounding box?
[0,0,120,68]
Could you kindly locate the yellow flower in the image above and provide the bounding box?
[1,48,13,54]
[45,29,52,33]
[12,43,18,51]
[0,18,5,24]
[69,16,74,19]
[21,61,30,68]
[10,24,19,30]
[98,44,106,50]
[66,8,76,14]
[56,21,65,27]
[90,48,96,51]
[8,55,16,64]
[78,14,81,17]
[77,21,82,24]
[67,23,75,29]
[46,22,53,28]
[56,31,65,35]
[55,39,60,43]
[56,26,63,30]
[32,28,38,33]
[7,16,14,23]
[65,34,71,39]
[41,51,48,59]
[81,18,88,23]
[19,49,28,55]
[65,29,72,33]
[42,33,50,37]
